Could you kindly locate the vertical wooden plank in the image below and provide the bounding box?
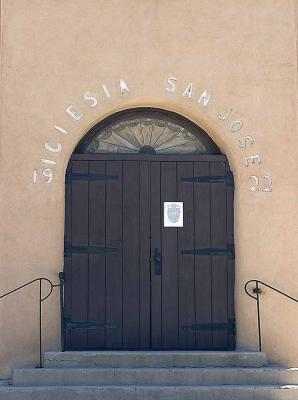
[64,163,72,350]
[64,163,72,245]
[70,160,89,349]
[226,163,235,349]
[122,161,140,348]
[139,161,151,348]
[105,161,123,348]
[161,162,178,348]
[210,161,228,349]
[193,162,213,349]
[150,162,162,349]
[177,162,195,348]
[88,161,106,348]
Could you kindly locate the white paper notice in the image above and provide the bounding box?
[164,202,183,227]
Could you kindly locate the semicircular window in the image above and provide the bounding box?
[77,109,220,155]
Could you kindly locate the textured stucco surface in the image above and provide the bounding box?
[0,0,297,378]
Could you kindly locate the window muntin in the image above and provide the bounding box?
[77,109,220,155]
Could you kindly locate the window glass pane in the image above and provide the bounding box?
[80,111,220,155]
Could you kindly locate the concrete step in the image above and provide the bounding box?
[12,366,298,386]
[1,385,298,400]
[44,351,267,368]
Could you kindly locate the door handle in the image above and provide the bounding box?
[153,248,162,275]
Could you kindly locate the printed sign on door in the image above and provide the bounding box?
[164,202,183,227]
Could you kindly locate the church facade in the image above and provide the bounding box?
[0,0,297,380]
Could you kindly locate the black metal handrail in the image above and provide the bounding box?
[0,273,64,368]
[245,279,298,351]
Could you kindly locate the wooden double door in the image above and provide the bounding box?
[64,154,235,350]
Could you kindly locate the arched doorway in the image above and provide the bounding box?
[63,108,235,350]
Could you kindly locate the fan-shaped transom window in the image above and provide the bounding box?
[76,109,220,155]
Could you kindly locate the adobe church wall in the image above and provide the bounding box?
[0,0,297,378]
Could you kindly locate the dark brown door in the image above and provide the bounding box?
[64,154,235,350]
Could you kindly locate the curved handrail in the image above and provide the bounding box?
[0,277,61,367]
[245,279,298,302]
[0,277,59,302]
[244,279,298,351]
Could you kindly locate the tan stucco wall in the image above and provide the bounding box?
[0,0,297,378]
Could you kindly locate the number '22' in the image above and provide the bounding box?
[249,176,272,192]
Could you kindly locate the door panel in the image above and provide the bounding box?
[70,161,89,349]
[88,161,106,348]
[105,161,123,348]
[193,161,212,349]
[177,162,195,348]
[150,162,162,348]
[64,164,72,350]
[160,162,179,348]
[226,161,236,350]
[122,161,140,348]
[64,156,235,350]
[210,162,228,349]
[139,161,151,348]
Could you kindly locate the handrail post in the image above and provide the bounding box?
[245,278,298,354]
[38,279,42,368]
[0,277,59,369]
[255,281,262,352]
[59,272,65,352]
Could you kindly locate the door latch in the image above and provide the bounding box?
[153,248,162,275]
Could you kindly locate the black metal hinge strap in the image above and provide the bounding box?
[66,173,118,183]
[181,244,234,256]
[64,320,119,333]
[181,173,233,184]
[64,244,119,255]
[182,319,236,334]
